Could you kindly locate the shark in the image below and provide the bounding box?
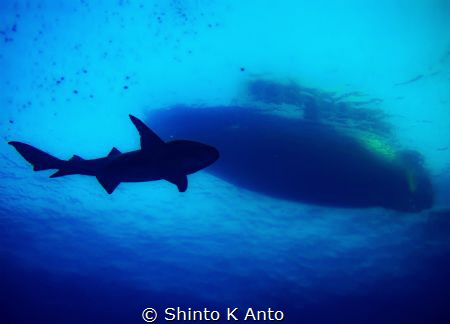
[9,115,220,194]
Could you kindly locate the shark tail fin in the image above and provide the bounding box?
[9,141,63,171]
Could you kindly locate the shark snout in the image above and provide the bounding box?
[184,143,220,173]
[165,140,219,174]
[204,145,220,165]
[191,144,219,170]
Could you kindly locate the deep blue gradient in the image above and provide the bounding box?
[1,1,450,323]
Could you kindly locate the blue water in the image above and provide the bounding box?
[1,1,450,323]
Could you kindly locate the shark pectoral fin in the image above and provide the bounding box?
[107,147,121,158]
[96,175,120,194]
[129,115,165,151]
[164,175,188,192]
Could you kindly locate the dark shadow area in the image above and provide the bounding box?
[2,252,450,324]
[147,104,433,212]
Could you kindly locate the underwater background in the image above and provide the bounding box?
[1,0,450,323]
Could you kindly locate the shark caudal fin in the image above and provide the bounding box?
[9,141,63,171]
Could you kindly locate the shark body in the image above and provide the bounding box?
[9,115,219,194]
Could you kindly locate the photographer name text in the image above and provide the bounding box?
[142,307,284,322]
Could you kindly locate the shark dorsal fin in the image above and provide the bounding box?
[164,174,188,192]
[129,115,164,151]
[70,155,83,161]
[107,147,121,158]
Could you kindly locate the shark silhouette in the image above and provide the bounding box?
[9,115,220,194]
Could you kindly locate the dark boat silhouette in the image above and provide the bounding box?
[147,105,433,212]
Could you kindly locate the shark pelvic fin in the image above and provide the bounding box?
[96,175,120,194]
[49,169,71,178]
